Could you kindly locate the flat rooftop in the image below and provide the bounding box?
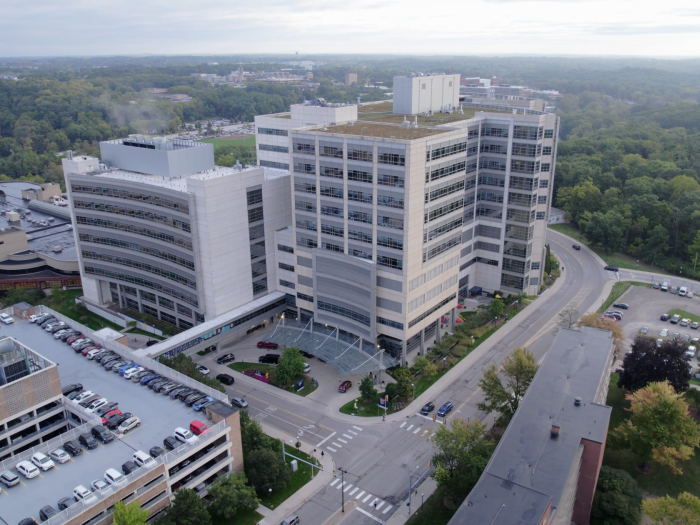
[319,121,451,140]
[357,101,505,126]
[0,320,210,525]
[449,327,614,525]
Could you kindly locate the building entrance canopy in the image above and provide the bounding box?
[267,318,399,376]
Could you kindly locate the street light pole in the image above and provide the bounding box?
[339,468,347,512]
[421,493,424,512]
[636,259,639,271]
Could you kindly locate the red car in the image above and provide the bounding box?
[101,409,122,425]
[82,345,101,356]
[66,335,82,344]
[338,380,352,393]
[257,341,278,349]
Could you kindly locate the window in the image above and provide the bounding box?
[428,217,462,241]
[294,162,316,174]
[508,192,535,207]
[378,173,404,187]
[481,126,508,138]
[278,244,294,254]
[279,279,295,290]
[348,149,373,162]
[295,182,317,194]
[513,126,541,140]
[348,169,372,183]
[408,294,456,328]
[348,190,373,203]
[480,143,507,155]
[479,159,507,172]
[429,142,466,161]
[542,146,552,156]
[251,260,267,278]
[377,317,404,330]
[318,301,370,326]
[258,128,288,136]
[426,200,464,222]
[377,215,404,230]
[378,152,405,166]
[246,189,262,205]
[73,201,191,232]
[531,262,540,270]
[279,262,295,272]
[427,180,465,202]
[125,297,139,310]
[177,304,193,317]
[539,179,549,188]
[475,224,501,239]
[321,224,344,237]
[530,277,539,285]
[250,240,266,259]
[297,236,317,249]
[351,248,372,260]
[82,252,197,289]
[260,160,289,170]
[478,175,505,188]
[427,161,466,182]
[501,273,528,290]
[409,295,425,312]
[121,285,137,296]
[253,278,268,295]
[259,144,289,153]
[297,292,314,303]
[249,224,264,240]
[425,235,461,261]
[536,211,546,220]
[321,205,343,218]
[377,255,403,270]
[511,160,537,174]
[506,208,530,223]
[541,163,551,172]
[140,290,156,303]
[158,296,174,310]
[293,142,315,154]
[377,195,404,209]
[377,235,403,250]
[320,186,343,199]
[349,229,373,244]
[160,311,177,326]
[71,184,189,213]
[248,207,263,223]
[348,210,373,224]
[422,83,426,89]
[509,176,535,191]
[544,129,554,138]
[295,200,316,213]
[143,304,158,317]
[475,241,500,253]
[320,145,343,158]
[322,242,343,253]
[321,165,343,179]
[512,143,538,157]
[538,195,547,204]
[179,319,193,330]
[503,258,529,274]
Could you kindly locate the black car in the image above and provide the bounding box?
[612,303,629,310]
[58,496,77,510]
[91,425,114,444]
[60,330,81,341]
[95,402,119,417]
[258,354,279,365]
[40,318,57,328]
[661,313,671,321]
[18,519,39,525]
[63,440,83,456]
[122,461,140,475]
[299,350,315,358]
[178,389,199,401]
[106,412,132,430]
[216,373,235,385]
[40,505,58,521]
[149,446,166,458]
[185,394,207,406]
[216,353,236,364]
[572,244,581,250]
[66,389,85,401]
[148,379,169,390]
[62,383,83,396]
[603,265,619,272]
[78,432,97,450]
[420,401,436,415]
[163,436,180,451]
[169,387,189,398]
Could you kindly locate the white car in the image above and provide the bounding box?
[133,450,156,468]
[303,363,311,373]
[687,346,697,358]
[681,318,690,327]
[28,314,40,323]
[71,338,90,348]
[53,329,70,339]
[86,348,103,360]
[72,390,94,404]
[45,321,65,331]
[104,468,126,486]
[124,366,144,379]
[118,416,141,434]
[49,448,70,464]
[31,452,55,472]
[16,461,40,479]
[196,365,210,376]
[86,398,109,413]
[688,291,694,298]
[174,427,199,445]
[90,479,110,493]
[0,313,14,324]
[73,485,98,505]
[660,329,669,337]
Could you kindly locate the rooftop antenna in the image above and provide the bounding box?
[413,116,418,128]
[459,104,464,114]
[322,120,328,131]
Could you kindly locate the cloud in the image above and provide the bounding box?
[592,24,700,35]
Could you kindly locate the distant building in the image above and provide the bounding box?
[21,182,62,203]
[345,73,358,86]
[392,74,461,115]
[448,326,614,525]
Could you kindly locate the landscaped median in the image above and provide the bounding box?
[228,361,319,397]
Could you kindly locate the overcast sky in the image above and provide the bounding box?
[2,0,699,57]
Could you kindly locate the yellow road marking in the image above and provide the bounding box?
[19,479,26,486]
[1,488,7,495]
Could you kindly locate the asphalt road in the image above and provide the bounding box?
[194,229,612,525]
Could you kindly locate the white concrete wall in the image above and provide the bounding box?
[393,75,460,115]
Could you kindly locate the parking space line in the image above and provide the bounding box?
[53,465,60,470]
[19,480,26,486]
[1,488,7,495]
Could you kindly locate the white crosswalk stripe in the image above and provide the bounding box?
[406,424,414,431]
[376,501,385,510]
[362,494,373,503]
[382,505,393,514]
[413,427,421,434]
[330,478,339,487]
[342,434,354,439]
[353,426,363,431]
[355,490,365,499]
[348,430,358,436]
[349,487,359,495]
[337,438,348,444]
[344,484,353,492]
[337,482,346,490]
[399,422,406,428]
[327,446,337,452]
[332,442,343,448]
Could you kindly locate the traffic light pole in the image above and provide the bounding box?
[339,468,348,512]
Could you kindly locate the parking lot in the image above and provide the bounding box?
[0,319,209,525]
[611,286,700,372]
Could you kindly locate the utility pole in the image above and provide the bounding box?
[339,468,348,512]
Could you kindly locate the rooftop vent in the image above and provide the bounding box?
[551,425,560,438]
[574,397,582,406]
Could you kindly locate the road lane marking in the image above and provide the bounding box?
[327,446,337,452]
[338,482,347,490]
[362,494,373,503]
[344,484,353,492]
[353,426,363,431]
[337,438,348,444]
[331,442,342,448]
[376,501,385,510]
[241,392,334,431]
[349,487,359,495]
[356,507,384,524]
[348,430,358,436]
[406,424,414,432]
[382,505,393,514]
[355,490,365,499]
[316,432,336,447]
[413,427,421,434]
[342,434,353,439]
[330,478,340,487]
[399,422,406,428]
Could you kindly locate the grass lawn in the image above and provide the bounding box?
[404,486,456,525]
[339,393,388,417]
[266,448,318,509]
[598,281,652,313]
[124,327,164,340]
[548,224,668,276]
[211,507,263,525]
[603,373,700,497]
[197,346,215,356]
[690,378,700,386]
[668,308,700,325]
[228,362,318,397]
[37,290,124,331]
[198,136,256,150]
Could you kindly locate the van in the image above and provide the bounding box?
[133,450,156,468]
[671,286,678,294]
[281,514,300,525]
[680,287,688,297]
[259,354,280,365]
[190,420,208,435]
[661,282,669,292]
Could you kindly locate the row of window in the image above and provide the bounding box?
[74,201,191,232]
[426,161,466,183]
[424,234,461,261]
[377,316,404,330]
[425,199,464,223]
[78,234,195,270]
[427,217,463,242]
[75,216,193,250]
[428,141,466,161]
[258,128,288,136]
[82,251,197,289]
[426,180,465,203]
[260,160,290,170]
[318,300,371,326]
[408,294,456,328]
[259,144,289,154]
[71,185,189,214]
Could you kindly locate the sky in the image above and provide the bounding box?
[2,0,700,57]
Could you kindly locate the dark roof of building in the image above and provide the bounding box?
[207,400,237,419]
[12,302,33,311]
[448,327,614,525]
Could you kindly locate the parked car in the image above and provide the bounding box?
[170,387,190,399]
[686,346,697,358]
[681,318,691,327]
[612,303,629,309]
[692,322,700,330]
[73,485,98,505]
[133,450,156,468]
[231,397,248,408]
[660,313,671,321]
[28,314,41,323]
[31,452,55,472]
[95,402,119,417]
[420,401,436,415]
[682,334,691,343]
[140,374,161,385]
[131,370,152,381]
[48,323,67,333]
[61,330,80,341]
[603,265,619,271]
[216,373,235,385]
[72,390,95,404]
[92,425,115,444]
[671,286,678,294]
[62,383,83,396]
[118,363,138,375]
[82,344,101,355]
[174,427,199,445]
[437,402,454,417]
[257,341,278,349]
[63,440,83,457]
[300,350,315,359]
[86,398,110,413]
[146,339,159,347]
[66,334,83,344]
[161,382,182,395]
[688,291,694,298]
[193,397,215,411]
[671,314,682,324]
[190,420,208,435]
[16,461,40,479]
[0,313,14,324]
[672,332,681,339]
[122,461,140,475]
[196,365,210,375]
[216,353,236,364]
[39,318,57,328]
[124,366,145,379]
[118,417,141,434]
[338,380,352,393]
[177,389,198,401]
[303,363,311,373]
[101,409,122,425]
[90,479,109,492]
[78,394,101,408]
[572,244,581,250]
[640,326,649,335]
[66,389,85,401]
[163,436,180,451]
[104,468,126,486]
[18,518,39,525]
[76,435,95,452]
[53,329,70,339]
[258,354,279,364]
[106,412,132,430]
[660,328,669,337]
[39,505,58,521]
[58,496,77,510]
[0,470,20,487]
[185,393,207,407]
[653,282,660,289]
[149,446,166,458]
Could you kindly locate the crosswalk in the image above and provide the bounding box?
[398,421,434,438]
[328,478,394,518]
[323,426,362,453]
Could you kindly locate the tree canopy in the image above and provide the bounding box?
[590,466,643,525]
[642,492,700,525]
[616,336,691,393]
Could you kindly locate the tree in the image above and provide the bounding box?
[477,347,538,424]
[590,466,643,525]
[431,418,495,504]
[359,375,378,401]
[246,448,290,492]
[276,347,305,386]
[614,381,700,474]
[585,210,625,254]
[412,355,438,379]
[558,306,579,329]
[577,312,625,348]
[392,367,413,400]
[207,472,259,520]
[156,489,211,525]
[239,410,272,452]
[643,492,700,524]
[50,282,66,304]
[112,500,149,525]
[688,229,700,266]
[489,298,504,319]
[616,336,691,393]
